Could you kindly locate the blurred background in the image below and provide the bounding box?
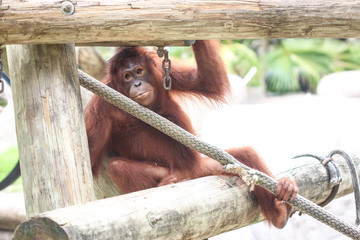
[0,39,359,239]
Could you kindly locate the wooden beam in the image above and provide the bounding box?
[1,0,360,45]
[13,154,360,240]
[6,44,95,217]
[76,40,195,47]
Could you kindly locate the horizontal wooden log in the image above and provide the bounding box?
[76,40,195,47]
[1,0,360,45]
[13,154,360,240]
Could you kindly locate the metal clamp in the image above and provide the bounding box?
[295,150,360,226]
[184,40,196,46]
[328,150,360,227]
[294,154,342,207]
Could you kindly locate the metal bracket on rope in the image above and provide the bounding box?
[295,150,360,226]
[157,47,172,90]
[329,150,360,227]
[184,40,196,46]
[0,48,4,94]
[294,154,342,207]
[78,69,360,239]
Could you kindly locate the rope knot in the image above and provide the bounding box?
[224,164,258,191]
[243,169,259,192]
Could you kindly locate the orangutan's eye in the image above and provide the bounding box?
[124,72,132,81]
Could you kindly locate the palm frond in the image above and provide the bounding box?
[221,44,262,87]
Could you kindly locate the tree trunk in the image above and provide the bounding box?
[6,44,95,217]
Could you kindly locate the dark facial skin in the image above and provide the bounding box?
[122,61,157,110]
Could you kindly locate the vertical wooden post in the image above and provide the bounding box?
[6,44,95,217]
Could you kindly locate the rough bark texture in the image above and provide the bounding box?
[6,44,95,217]
[13,154,360,240]
[1,0,360,45]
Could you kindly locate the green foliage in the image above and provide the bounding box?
[0,146,22,192]
[170,43,262,87]
[221,44,262,87]
[95,47,114,61]
[168,39,360,94]
[169,46,195,63]
[324,40,360,71]
[265,39,360,93]
[265,40,329,93]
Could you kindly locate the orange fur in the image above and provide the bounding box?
[84,40,296,228]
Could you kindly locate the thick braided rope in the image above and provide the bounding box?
[78,70,360,240]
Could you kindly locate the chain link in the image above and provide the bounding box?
[0,48,4,94]
[157,47,172,90]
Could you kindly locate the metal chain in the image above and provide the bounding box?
[0,48,4,93]
[78,69,360,240]
[157,47,172,90]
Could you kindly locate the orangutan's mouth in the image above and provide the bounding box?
[134,90,151,99]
